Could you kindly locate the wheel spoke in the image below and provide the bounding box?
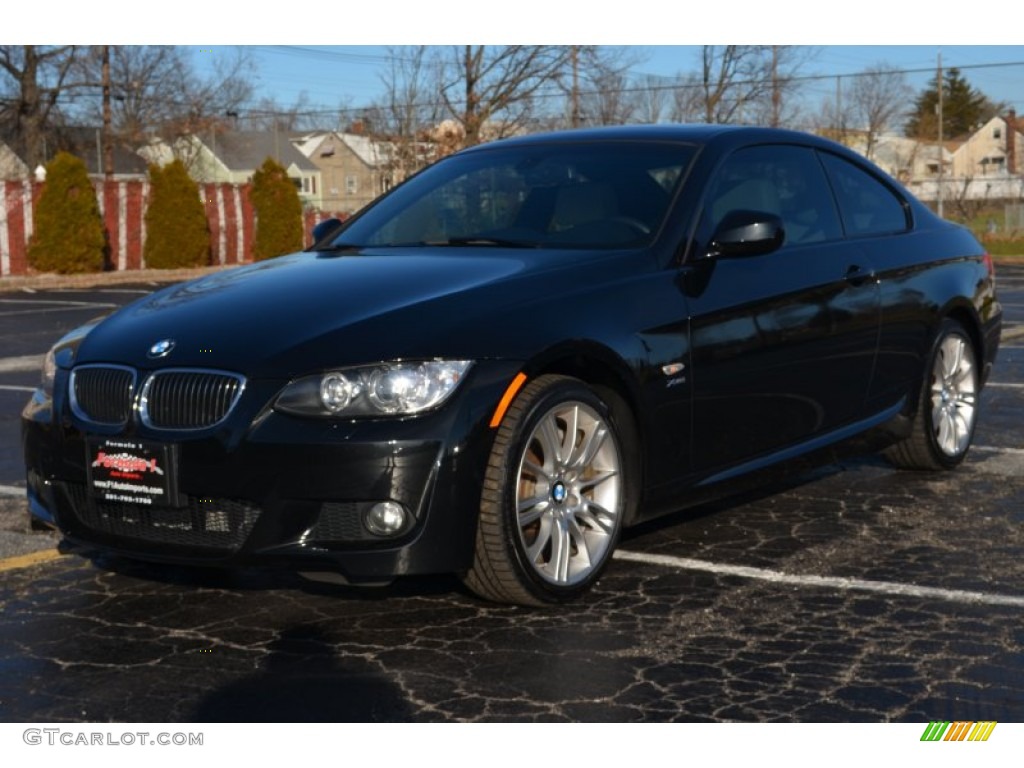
[523,458,553,484]
[517,496,549,525]
[952,410,972,453]
[525,515,553,564]
[936,409,954,454]
[953,364,975,388]
[539,414,564,467]
[550,519,572,583]
[572,423,608,470]
[579,469,617,493]
[567,516,593,568]
[561,406,580,465]
[575,501,615,535]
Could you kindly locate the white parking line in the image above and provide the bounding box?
[0,299,115,307]
[0,384,36,393]
[0,355,42,373]
[0,306,115,317]
[613,550,1024,608]
[987,382,1024,389]
[0,484,24,497]
[974,445,1024,455]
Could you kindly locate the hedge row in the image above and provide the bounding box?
[27,154,305,274]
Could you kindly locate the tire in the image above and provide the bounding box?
[885,319,980,471]
[463,375,631,606]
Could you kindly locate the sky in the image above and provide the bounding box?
[186,45,1024,121]
[15,0,1024,122]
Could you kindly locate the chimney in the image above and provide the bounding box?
[1007,110,1017,175]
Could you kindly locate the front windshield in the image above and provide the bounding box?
[331,141,697,250]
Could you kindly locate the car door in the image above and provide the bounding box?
[683,144,881,474]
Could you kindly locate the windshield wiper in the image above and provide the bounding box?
[316,242,365,252]
[436,236,541,248]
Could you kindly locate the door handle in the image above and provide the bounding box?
[844,264,876,286]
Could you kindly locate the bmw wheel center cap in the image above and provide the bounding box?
[552,482,567,504]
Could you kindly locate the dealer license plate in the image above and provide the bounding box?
[86,438,181,507]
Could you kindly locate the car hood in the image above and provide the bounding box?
[73,249,579,377]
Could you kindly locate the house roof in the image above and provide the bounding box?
[55,127,150,177]
[289,131,388,168]
[203,131,318,173]
[0,140,29,179]
[339,133,387,167]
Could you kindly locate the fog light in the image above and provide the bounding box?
[364,501,408,536]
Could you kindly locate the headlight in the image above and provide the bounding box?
[41,346,57,395]
[275,360,473,418]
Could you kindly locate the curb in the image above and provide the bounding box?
[0,264,241,293]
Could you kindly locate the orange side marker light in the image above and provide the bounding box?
[489,373,528,428]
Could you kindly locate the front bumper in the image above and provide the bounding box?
[22,362,519,581]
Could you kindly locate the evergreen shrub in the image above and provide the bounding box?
[144,160,210,269]
[251,157,303,261]
[28,152,106,274]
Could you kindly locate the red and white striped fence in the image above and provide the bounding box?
[0,179,345,278]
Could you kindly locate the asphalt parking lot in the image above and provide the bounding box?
[0,266,1022,722]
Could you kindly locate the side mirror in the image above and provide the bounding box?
[310,217,345,248]
[709,210,784,258]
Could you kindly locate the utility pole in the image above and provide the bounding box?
[835,75,842,142]
[570,45,581,128]
[936,51,944,218]
[771,45,780,128]
[101,45,113,179]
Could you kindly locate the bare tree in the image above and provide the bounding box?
[243,92,325,133]
[71,46,255,147]
[849,64,912,160]
[366,46,444,181]
[634,74,670,125]
[696,45,810,126]
[668,73,704,123]
[556,46,647,128]
[165,48,254,140]
[439,46,571,147]
[0,45,84,168]
[811,80,856,143]
[577,67,639,127]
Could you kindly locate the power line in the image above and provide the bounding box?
[6,49,1023,127]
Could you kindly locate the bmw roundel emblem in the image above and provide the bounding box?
[147,339,175,358]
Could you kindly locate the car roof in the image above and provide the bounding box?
[463,123,840,151]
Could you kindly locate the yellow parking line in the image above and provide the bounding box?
[0,549,64,572]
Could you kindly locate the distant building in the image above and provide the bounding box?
[170,130,321,208]
[0,140,29,180]
[56,127,150,180]
[290,130,392,215]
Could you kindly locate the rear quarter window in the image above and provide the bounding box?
[820,152,909,237]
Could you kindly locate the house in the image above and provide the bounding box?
[56,126,150,180]
[843,132,953,186]
[173,130,321,209]
[845,116,1024,203]
[290,130,392,215]
[0,140,29,180]
[950,113,1023,178]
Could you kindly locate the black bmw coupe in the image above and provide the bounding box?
[23,125,1001,605]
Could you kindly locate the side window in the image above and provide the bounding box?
[705,145,842,246]
[820,153,909,236]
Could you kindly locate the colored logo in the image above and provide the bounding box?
[92,450,164,476]
[921,721,997,742]
[147,339,175,358]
